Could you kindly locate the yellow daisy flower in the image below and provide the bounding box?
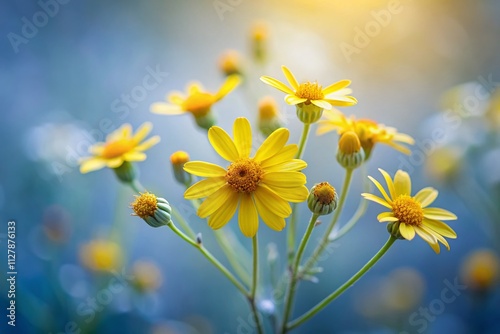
[362,169,457,254]
[317,109,414,158]
[184,117,309,237]
[79,239,123,272]
[79,122,160,174]
[150,75,240,129]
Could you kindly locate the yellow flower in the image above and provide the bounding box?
[132,260,163,292]
[260,66,357,109]
[80,239,122,272]
[318,109,414,158]
[183,117,308,237]
[79,122,160,174]
[362,169,457,254]
[151,75,240,129]
[218,50,243,76]
[460,249,500,291]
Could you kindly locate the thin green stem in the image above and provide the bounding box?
[250,235,264,334]
[301,168,353,275]
[168,221,249,297]
[281,213,320,333]
[129,179,145,193]
[296,122,311,160]
[287,236,397,331]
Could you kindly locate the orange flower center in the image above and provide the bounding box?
[102,139,134,159]
[313,182,336,205]
[296,82,324,101]
[226,158,264,193]
[183,92,216,117]
[392,195,423,226]
[131,192,158,219]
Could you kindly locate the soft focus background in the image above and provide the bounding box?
[1,0,500,333]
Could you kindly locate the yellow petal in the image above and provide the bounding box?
[421,225,451,251]
[208,126,239,162]
[422,218,457,239]
[107,124,130,142]
[285,95,307,105]
[399,223,416,240]
[323,97,358,107]
[423,208,457,221]
[414,226,440,254]
[254,128,289,162]
[184,177,226,199]
[254,194,286,231]
[132,122,152,143]
[322,80,351,95]
[281,66,299,90]
[264,184,308,203]
[311,99,332,110]
[151,103,185,115]
[394,170,411,196]
[198,185,234,218]
[361,193,392,209]
[134,136,160,152]
[233,117,252,158]
[377,212,398,222]
[414,187,438,208]
[238,194,259,237]
[122,151,146,161]
[207,192,239,229]
[106,158,124,168]
[368,175,392,204]
[260,144,298,168]
[264,159,307,172]
[215,74,240,101]
[316,122,336,136]
[261,171,306,188]
[79,158,106,174]
[378,168,396,199]
[260,76,294,95]
[187,82,203,95]
[254,186,291,217]
[168,92,185,105]
[184,161,226,177]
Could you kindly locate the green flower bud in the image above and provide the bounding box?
[307,182,338,216]
[131,192,171,228]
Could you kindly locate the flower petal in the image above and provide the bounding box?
[285,95,307,105]
[134,136,160,152]
[399,223,416,240]
[122,151,146,161]
[132,122,153,143]
[184,161,226,177]
[311,99,333,110]
[233,117,252,158]
[322,80,351,95]
[198,185,234,218]
[208,126,240,162]
[260,144,298,168]
[264,184,308,203]
[106,158,124,168]
[254,194,286,231]
[361,193,392,209]
[421,225,451,251]
[167,92,185,105]
[215,74,240,101]
[207,192,239,229]
[260,76,294,95]
[151,103,185,115]
[254,185,292,217]
[378,168,396,199]
[184,177,226,199]
[79,158,107,174]
[377,212,398,222]
[423,208,457,221]
[254,128,289,162]
[414,226,440,254]
[187,82,203,95]
[261,172,306,188]
[264,159,307,172]
[281,66,299,90]
[422,218,457,239]
[414,187,438,208]
[323,97,358,107]
[394,170,411,196]
[238,194,259,237]
[368,175,392,204]
[107,124,130,142]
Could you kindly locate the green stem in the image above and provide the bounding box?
[129,179,145,193]
[250,235,264,334]
[281,213,320,333]
[287,236,397,331]
[168,221,249,297]
[301,168,353,275]
[296,122,311,160]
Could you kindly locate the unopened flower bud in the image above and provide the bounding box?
[296,103,323,124]
[250,22,268,63]
[131,192,171,228]
[258,96,283,137]
[337,131,364,169]
[170,151,192,186]
[307,182,338,216]
[113,161,137,183]
[218,50,244,77]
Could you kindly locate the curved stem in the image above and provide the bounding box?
[301,168,353,274]
[250,235,264,334]
[296,122,311,160]
[287,236,397,331]
[168,221,249,297]
[281,213,320,333]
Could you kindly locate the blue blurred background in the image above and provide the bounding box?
[1,0,500,333]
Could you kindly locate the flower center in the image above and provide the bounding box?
[392,195,423,226]
[102,139,134,159]
[183,92,216,117]
[225,158,264,193]
[313,182,336,205]
[131,192,158,219]
[296,82,324,101]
